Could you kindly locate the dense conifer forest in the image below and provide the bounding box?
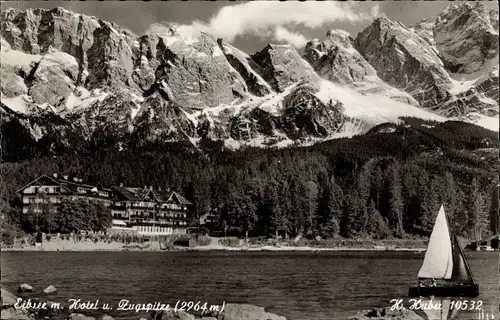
[1,118,499,240]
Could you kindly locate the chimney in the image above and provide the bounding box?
[53,173,58,178]
[63,175,68,180]
[120,183,124,187]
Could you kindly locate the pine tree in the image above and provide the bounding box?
[443,171,457,224]
[419,177,440,236]
[262,183,281,238]
[401,163,422,234]
[191,178,211,223]
[316,175,344,238]
[276,179,291,238]
[489,185,499,235]
[454,187,468,235]
[288,177,308,237]
[366,199,390,238]
[341,190,365,238]
[238,194,257,238]
[372,166,384,208]
[304,180,319,235]
[466,177,484,240]
[387,164,404,237]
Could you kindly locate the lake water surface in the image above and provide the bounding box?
[1,251,498,320]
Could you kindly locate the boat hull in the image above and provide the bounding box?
[408,284,479,298]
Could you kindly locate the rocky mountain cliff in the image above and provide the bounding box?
[1,3,498,156]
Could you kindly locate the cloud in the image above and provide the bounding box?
[274,26,308,48]
[146,2,379,48]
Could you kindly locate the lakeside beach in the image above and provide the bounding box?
[1,236,428,252]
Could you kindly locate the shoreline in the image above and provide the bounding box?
[1,236,432,252]
[1,245,427,252]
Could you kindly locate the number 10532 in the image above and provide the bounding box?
[450,300,483,310]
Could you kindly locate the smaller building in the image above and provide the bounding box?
[469,235,499,251]
[17,174,112,213]
[199,212,217,227]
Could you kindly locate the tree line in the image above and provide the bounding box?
[1,118,498,241]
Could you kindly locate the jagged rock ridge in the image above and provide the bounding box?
[1,3,498,155]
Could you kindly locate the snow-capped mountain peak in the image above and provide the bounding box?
[1,4,498,153]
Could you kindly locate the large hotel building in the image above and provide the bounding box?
[18,174,192,235]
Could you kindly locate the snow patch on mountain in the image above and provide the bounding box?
[449,78,480,95]
[0,94,30,114]
[63,88,111,113]
[315,80,446,126]
[463,114,499,132]
[1,46,42,69]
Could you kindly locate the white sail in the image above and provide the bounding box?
[418,205,454,279]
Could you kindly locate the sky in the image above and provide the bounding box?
[1,1,498,53]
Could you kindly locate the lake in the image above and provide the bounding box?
[1,251,498,320]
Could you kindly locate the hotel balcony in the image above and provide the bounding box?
[133,220,187,227]
[158,205,187,212]
[111,205,128,211]
[130,204,156,209]
[23,197,62,204]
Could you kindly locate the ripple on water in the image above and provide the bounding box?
[1,251,497,320]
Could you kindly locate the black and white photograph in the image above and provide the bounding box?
[0,1,499,319]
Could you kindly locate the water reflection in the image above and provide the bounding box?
[417,299,458,319]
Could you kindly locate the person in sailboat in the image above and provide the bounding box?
[430,279,437,287]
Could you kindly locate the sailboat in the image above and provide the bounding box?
[408,204,479,297]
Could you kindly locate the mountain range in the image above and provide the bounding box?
[1,2,498,158]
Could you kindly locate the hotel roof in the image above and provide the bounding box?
[17,174,193,205]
